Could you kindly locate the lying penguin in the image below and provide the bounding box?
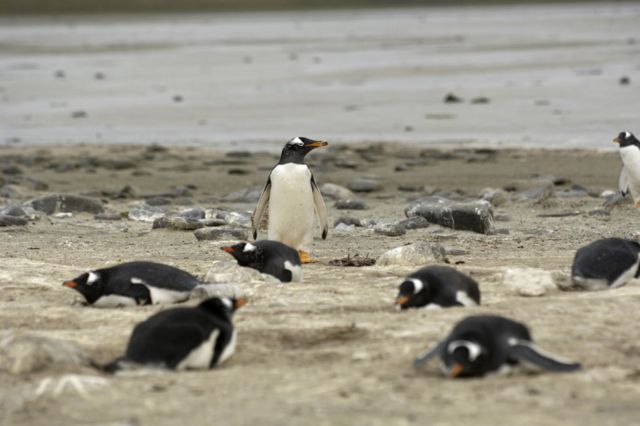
[252,137,329,263]
[413,315,581,378]
[613,131,640,208]
[104,296,245,372]
[63,261,199,307]
[571,237,640,290]
[395,266,480,310]
[221,240,302,283]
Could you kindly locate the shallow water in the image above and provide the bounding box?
[1,3,639,151]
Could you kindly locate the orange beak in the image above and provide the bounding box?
[305,140,328,148]
[613,137,621,144]
[394,295,411,306]
[234,297,248,309]
[221,246,235,253]
[450,363,465,378]
[63,281,78,288]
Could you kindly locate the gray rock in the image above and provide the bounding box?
[145,196,172,206]
[556,185,589,198]
[175,207,206,219]
[0,205,27,217]
[502,267,558,297]
[374,223,406,237]
[194,227,249,241]
[396,216,429,230]
[334,199,368,210]
[405,196,495,234]
[0,215,28,226]
[347,177,381,193]
[0,331,89,374]
[444,246,467,256]
[334,223,356,232]
[128,202,166,223]
[166,216,206,230]
[27,194,104,215]
[320,183,355,201]
[0,185,24,199]
[94,212,122,221]
[190,283,247,300]
[221,187,262,203]
[480,188,508,207]
[376,242,446,266]
[334,216,365,227]
[207,209,251,227]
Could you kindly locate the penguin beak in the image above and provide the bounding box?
[234,297,248,309]
[221,246,235,253]
[305,140,328,149]
[63,281,78,288]
[450,363,465,378]
[613,137,621,144]
[394,295,411,306]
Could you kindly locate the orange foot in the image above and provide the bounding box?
[298,250,315,264]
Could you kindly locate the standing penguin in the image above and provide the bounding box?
[413,315,581,378]
[104,296,246,372]
[613,131,640,208]
[221,240,302,282]
[394,266,480,310]
[571,237,640,290]
[252,137,329,263]
[62,261,199,307]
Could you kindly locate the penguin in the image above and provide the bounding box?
[571,237,640,290]
[104,296,245,372]
[221,240,302,283]
[613,131,640,208]
[413,315,581,378]
[252,137,329,263]
[62,261,199,307]
[394,266,480,310]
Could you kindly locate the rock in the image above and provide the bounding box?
[202,260,278,284]
[175,207,206,219]
[0,205,27,217]
[221,187,262,203]
[376,242,446,266]
[0,215,28,226]
[556,185,589,198]
[334,216,365,227]
[2,165,23,175]
[27,194,104,215]
[21,176,49,191]
[128,202,166,223]
[194,227,249,241]
[471,96,490,104]
[516,186,554,202]
[0,185,24,199]
[207,209,251,227]
[502,267,558,297]
[190,283,247,300]
[405,196,495,234]
[145,197,172,206]
[619,76,630,85]
[71,110,87,119]
[443,93,462,103]
[480,188,508,207]
[374,223,406,237]
[396,216,429,230]
[334,223,356,232]
[0,331,89,374]
[94,212,121,221]
[320,183,355,201]
[397,184,425,192]
[165,216,205,230]
[347,178,382,193]
[444,246,467,256]
[334,199,368,210]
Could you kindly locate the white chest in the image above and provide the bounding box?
[176,329,219,370]
[270,163,312,192]
[620,146,640,181]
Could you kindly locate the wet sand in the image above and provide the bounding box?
[1,143,640,426]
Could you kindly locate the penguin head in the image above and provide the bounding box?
[279,137,328,163]
[198,296,247,320]
[221,242,263,268]
[613,131,640,148]
[443,338,487,378]
[62,271,105,304]
[394,278,428,310]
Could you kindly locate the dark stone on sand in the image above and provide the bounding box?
[0,185,23,199]
[619,76,630,85]
[94,72,106,80]
[444,93,462,103]
[0,215,28,226]
[228,169,249,175]
[71,111,87,119]
[334,216,365,227]
[334,199,368,210]
[21,177,49,191]
[1,205,26,217]
[405,196,495,234]
[347,178,381,193]
[396,216,430,230]
[1,165,23,175]
[226,151,252,158]
[194,227,249,241]
[27,194,104,215]
[145,197,172,206]
[175,207,206,219]
[471,96,490,104]
[94,212,122,221]
[398,184,425,192]
[374,223,406,237]
[222,187,262,203]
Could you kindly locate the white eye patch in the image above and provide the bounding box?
[243,243,256,252]
[221,297,233,309]
[86,271,99,285]
[625,131,631,138]
[408,278,423,294]
[288,137,304,146]
[448,340,482,361]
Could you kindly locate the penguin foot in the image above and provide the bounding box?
[298,251,315,264]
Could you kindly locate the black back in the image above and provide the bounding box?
[223,240,301,282]
[397,265,481,309]
[615,131,640,148]
[278,137,326,165]
[572,238,640,285]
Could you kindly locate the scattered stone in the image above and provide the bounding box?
[334,216,365,227]
[221,187,262,203]
[1,205,27,217]
[334,223,355,232]
[94,212,121,221]
[0,331,89,374]
[190,283,246,300]
[320,183,355,201]
[619,76,630,85]
[376,242,446,266]
[347,178,381,193]
[175,207,206,219]
[480,188,508,207]
[396,216,429,230]
[334,199,368,210]
[444,247,467,256]
[127,202,165,222]
[329,254,376,267]
[194,227,249,241]
[228,169,249,175]
[0,215,28,226]
[94,72,106,80]
[202,260,278,284]
[53,212,73,219]
[502,267,558,297]
[471,96,490,104]
[27,194,104,215]
[207,209,251,227]
[537,211,581,218]
[71,111,87,119]
[494,214,511,222]
[173,95,183,103]
[54,70,65,78]
[374,223,406,237]
[145,197,172,206]
[405,196,495,234]
[2,165,23,175]
[398,184,425,192]
[443,93,462,103]
[21,176,49,191]
[0,185,24,199]
[556,185,589,198]
[164,216,205,230]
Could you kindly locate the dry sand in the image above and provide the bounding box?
[1,143,640,426]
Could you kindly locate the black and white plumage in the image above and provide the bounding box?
[413,315,581,378]
[221,240,302,282]
[63,261,199,307]
[394,266,480,310]
[614,131,640,208]
[104,297,246,372]
[251,137,329,263]
[571,237,640,290]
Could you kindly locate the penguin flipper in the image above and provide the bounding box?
[252,178,271,240]
[310,176,328,239]
[413,341,444,369]
[619,167,630,197]
[508,340,581,372]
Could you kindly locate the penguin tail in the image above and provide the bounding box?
[101,357,125,374]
